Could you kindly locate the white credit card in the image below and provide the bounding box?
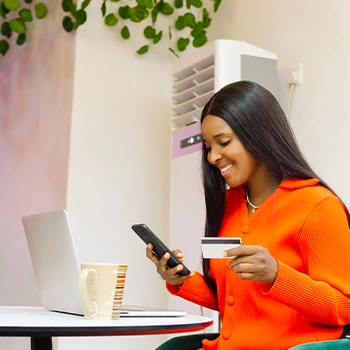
[201,237,242,258]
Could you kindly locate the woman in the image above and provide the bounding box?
[147,81,350,349]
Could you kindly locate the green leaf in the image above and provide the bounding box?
[24,0,33,3]
[9,18,26,34]
[19,9,33,22]
[74,9,86,25]
[185,0,202,8]
[183,12,195,28]
[191,22,204,38]
[62,15,74,32]
[213,0,221,12]
[0,5,8,19]
[16,33,26,45]
[202,8,211,28]
[168,25,172,39]
[0,39,10,56]
[62,0,72,12]
[104,13,118,26]
[142,8,149,19]
[35,3,48,19]
[144,0,153,9]
[191,0,202,8]
[121,25,130,39]
[69,2,77,18]
[153,30,162,44]
[151,7,158,23]
[177,37,189,51]
[1,2,10,15]
[155,0,164,10]
[3,0,20,11]
[101,1,106,17]
[144,25,156,39]
[1,22,11,38]
[129,6,144,23]
[81,0,91,10]
[169,47,179,58]
[110,0,120,2]
[192,32,207,47]
[137,0,152,8]
[151,0,163,23]
[175,16,185,30]
[137,45,148,55]
[136,0,146,7]
[161,2,173,15]
[174,0,183,8]
[118,5,130,19]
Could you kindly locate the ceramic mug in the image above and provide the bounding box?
[79,263,127,320]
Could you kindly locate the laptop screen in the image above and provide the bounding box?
[23,210,84,315]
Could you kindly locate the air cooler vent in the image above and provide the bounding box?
[171,40,278,132]
[172,55,215,129]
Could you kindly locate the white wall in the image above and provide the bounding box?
[63,1,173,349]
[207,0,350,205]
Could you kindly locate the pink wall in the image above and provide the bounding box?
[0,0,75,306]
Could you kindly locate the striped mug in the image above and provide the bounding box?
[79,263,127,320]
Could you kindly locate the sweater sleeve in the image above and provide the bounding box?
[166,271,218,311]
[261,196,350,326]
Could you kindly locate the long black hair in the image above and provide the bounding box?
[200,80,349,293]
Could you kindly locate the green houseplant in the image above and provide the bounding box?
[0,0,48,56]
[0,0,221,57]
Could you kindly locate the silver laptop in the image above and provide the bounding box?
[22,210,186,317]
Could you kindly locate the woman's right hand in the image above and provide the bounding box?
[146,243,194,285]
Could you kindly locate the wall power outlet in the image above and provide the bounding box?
[289,63,303,85]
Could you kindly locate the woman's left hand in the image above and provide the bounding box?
[225,245,278,284]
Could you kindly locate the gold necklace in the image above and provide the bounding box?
[245,189,260,214]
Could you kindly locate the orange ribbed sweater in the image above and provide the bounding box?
[167,178,350,350]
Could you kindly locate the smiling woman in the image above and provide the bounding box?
[147,80,350,349]
[201,114,262,190]
[0,0,222,57]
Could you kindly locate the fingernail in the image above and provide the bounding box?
[164,253,170,259]
[177,253,183,258]
[190,271,195,277]
[147,243,151,248]
[177,265,183,271]
[223,251,227,257]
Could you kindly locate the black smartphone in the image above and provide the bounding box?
[131,223,190,276]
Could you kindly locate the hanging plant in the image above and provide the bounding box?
[0,0,48,56]
[0,0,222,57]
